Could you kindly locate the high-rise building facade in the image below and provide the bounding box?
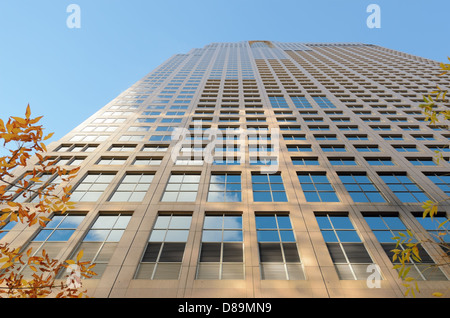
[2,41,449,298]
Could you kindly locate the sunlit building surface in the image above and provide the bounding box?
[2,41,449,298]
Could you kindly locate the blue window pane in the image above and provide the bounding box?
[269,174,283,183]
[223,230,243,242]
[257,230,280,242]
[1,221,18,231]
[320,192,339,202]
[47,229,75,241]
[360,184,377,192]
[321,230,338,242]
[277,216,292,229]
[330,217,354,229]
[311,175,329,183]
[223,216,242,229]
[316,216,332,229]
[210,175,226,183]
[316,184,334,191]
[204,216,223,229]
[256,216,277,229]
[270,183,286,191]
[252,175,268,183]
[384,217,406,230]
[165,230,189,242]
[33,230,52,241]
[396,192,418,202]
[58,215,85,228]
[106,229,124,242]
[336,230,361,242]
[366,192,385,202]
[45,216,64,228]
[364,217,387,230]
[272,191,288,202]
[202,230,223,242]
[226,183,241,191]
[226,175,241,183]
[225,192,241,202]
[298,175,312,183]
[304,191,320,202]
[416,217,447,230]
[253,191,272,202]
[349,192,369,202]
[280,230,296,242]
[84,229,110,241]
[253,183,270,191]
[373,231,395,243]
[413,192,430,202]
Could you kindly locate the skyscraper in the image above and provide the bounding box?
[2,41,449,298]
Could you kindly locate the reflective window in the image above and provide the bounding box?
[252,173,287,202]
[338,173,385,203]
[207,174,241,202]
[161,173,201,202]
[316,214,374,280]
[364,214,447,281]
[135,214,192,280]
[378,173,430,203]
[297,172,339,202]
[197,214,244,279]
[256,214,304,280]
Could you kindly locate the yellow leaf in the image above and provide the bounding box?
[432,292,443,297]
[25,104,31,119]
[43,132,54,141]
[76,250,83,262]
[1,262,13,269]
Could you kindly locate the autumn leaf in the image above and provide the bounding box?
[76,250,84,262]
[25,104,31,119]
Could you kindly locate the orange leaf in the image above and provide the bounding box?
[76,250,84,262]
[43,132,54,141]
[25,104,31,119]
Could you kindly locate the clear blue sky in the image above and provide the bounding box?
[0,0,449,143]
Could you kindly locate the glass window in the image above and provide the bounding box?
[197,214,244,279]
[252,173,288,202]
[364,214,447,281]
[161,173,200,202]
[256,214,304,280]
[21,214,85,277]
[291,96,312,109]
[355,145,380,152]
[312,96,335,109]
[328,158,357,166]
[378,173,430,203]
[135,214,192,280]
[414,213,449,256]
[408,158,436,166]
[297,172,339,202]
[70,173,116,202]
[207,173,242,202]
[269,96,289,108]
[291,157,319,166]
[424,173,450,196]
[70,214,131,278]
[365,158,394,166]
[338,173,385,203]
[316,214,374,280]
[0,217,18,240]
[109,173,154,202]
